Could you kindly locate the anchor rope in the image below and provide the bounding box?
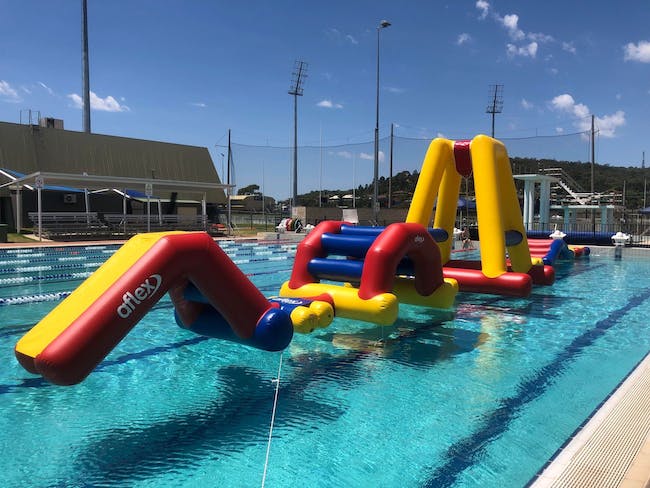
[261,352,284,488]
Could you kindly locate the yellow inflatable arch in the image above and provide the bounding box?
[405,134,533,279]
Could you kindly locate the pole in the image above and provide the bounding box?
[288,60,307,210]
[81,0,91,133]
[353,153,356,208]
[292,92,298,207]
[319,125,322,208]
[37,187,42,242]
[373,21,391,223]
[16,186,22,234]
[641,151,648,208]
[591,115,595,197]
[373,26,381,223]
[388,122,394,209]
[227,129,232,234]
[261,160,265,227]
[591,114,596,232]
[122,189,127,235]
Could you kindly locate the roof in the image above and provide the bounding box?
[0,121,227,203]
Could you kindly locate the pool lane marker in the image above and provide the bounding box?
[421,286,650,488]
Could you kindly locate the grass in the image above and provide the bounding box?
[7,233,38,243]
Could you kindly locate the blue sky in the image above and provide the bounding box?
[0,1,649,200]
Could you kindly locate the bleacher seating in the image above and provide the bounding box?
[28,212,110,241]
[28,212,209,240]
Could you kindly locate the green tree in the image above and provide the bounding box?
[237,184,260,195]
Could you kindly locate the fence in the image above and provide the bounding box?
[226,131,594,205]
[464,219,650,247]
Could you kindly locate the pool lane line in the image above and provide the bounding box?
[421,286,650,488]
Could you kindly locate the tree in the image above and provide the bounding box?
[237,184,260,196]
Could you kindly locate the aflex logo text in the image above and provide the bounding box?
[117,274,162,318]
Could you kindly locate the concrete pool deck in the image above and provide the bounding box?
[1,237,649,487]
[531,352,650,488]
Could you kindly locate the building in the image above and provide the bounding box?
[0,120,227,230]
[228,193,276,212]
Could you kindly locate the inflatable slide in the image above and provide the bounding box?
[14,232,332,385]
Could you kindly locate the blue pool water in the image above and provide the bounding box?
[1,241,649,487]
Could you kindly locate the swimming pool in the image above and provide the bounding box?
[1,241,649,487]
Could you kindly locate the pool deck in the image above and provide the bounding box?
[2,237,649,487]
[531,352,650,488]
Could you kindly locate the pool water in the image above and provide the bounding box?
[1,242,649,487]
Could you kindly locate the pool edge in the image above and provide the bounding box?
[530,351,650,487]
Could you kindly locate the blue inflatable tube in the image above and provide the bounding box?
[178,284,293,351]
[321,233,375,258]
[340,224,448,242]
[527,230,613,246]
[308,256,418,283]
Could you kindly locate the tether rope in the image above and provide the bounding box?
[261,352,284,488]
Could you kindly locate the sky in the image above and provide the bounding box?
[0,1,649,200]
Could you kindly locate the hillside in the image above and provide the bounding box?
[295,158,649,210]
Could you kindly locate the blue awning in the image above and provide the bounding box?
[0,168,84,193]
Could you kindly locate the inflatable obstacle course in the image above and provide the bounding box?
[16,134,582,385]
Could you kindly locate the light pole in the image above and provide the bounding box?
[220,153,225,181]
[373,19,391,224]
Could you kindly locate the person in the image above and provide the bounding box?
[461,227,474,249]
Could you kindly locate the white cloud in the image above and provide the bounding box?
[479,5,559,61]
[325,27,359,47]
[616,93,622,100]
[550,93,625,137]
[457,33,472,45]
[385,86,404,94]
[623,40,650,63]
[555,127,564,134]
[595,111,626,137]
[345,34,358,45]
[38,81,54,95]
[20,86,32,94]
[521,98,534,110]
[316,99,343,109]
[562,42,576,54]
[0,80,20,102]
[336,151,352,159]
[506,41,537,58]
[528,32,554,43]
[551,94,577,112]
[476,0,489,19]
[190,102,207,108]
[359,151,384,162]
[500,14,525,41]
[68,91,130,112]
